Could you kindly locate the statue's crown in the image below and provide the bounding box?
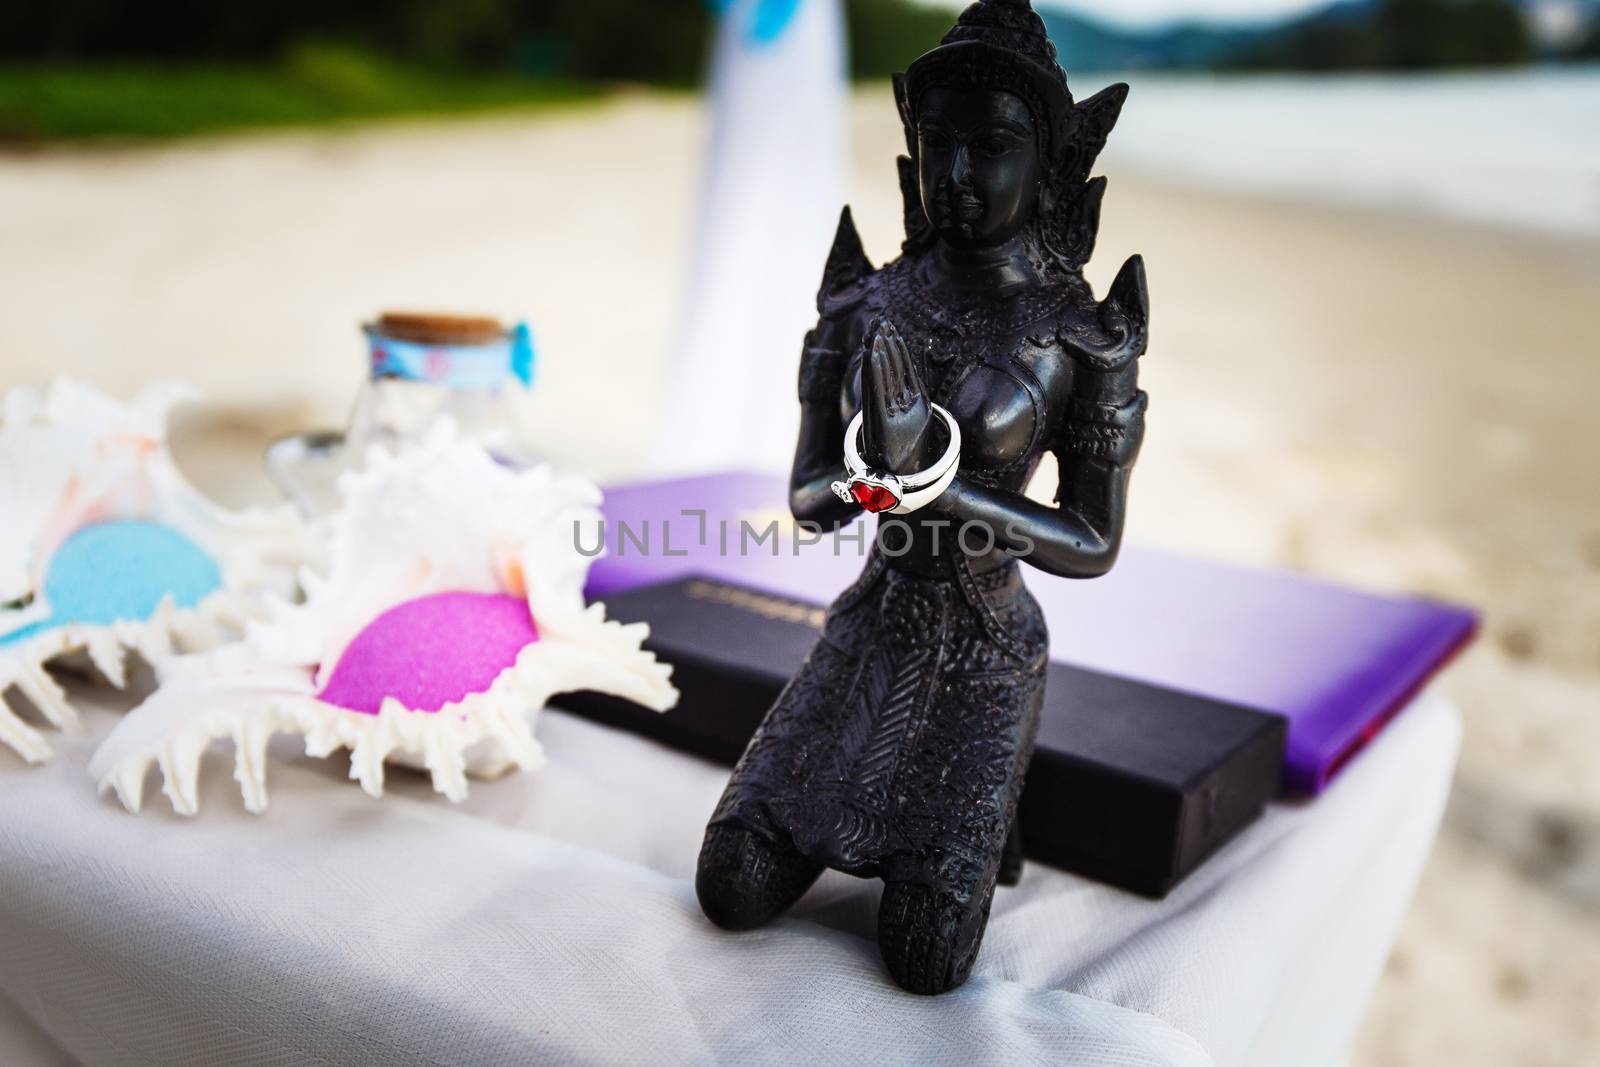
[939,0,1060,72]
[891,0,1132,272]
[902,0,1073,151]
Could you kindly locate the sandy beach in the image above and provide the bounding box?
[1,89,1597,1064]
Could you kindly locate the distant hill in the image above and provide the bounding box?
[1038,8,1272,71]
[1038,0,1593,71]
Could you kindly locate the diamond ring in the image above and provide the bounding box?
[830,404,961,515]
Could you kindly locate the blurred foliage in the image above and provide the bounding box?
[846,0,952,77]
[0,1,716,83]
[1577,23,1600,58]
[0,1,953,81]
[0,44,598,142]
[4,0,1552,142]
[1231,0,1534,70]
[0,0,963,140]
[505,4,714,85]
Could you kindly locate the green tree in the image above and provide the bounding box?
[845,0,953,78]
[1377,0,1532,68]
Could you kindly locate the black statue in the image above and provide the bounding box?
[696,0,1149,995]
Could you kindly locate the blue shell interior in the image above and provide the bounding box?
[0,519,222,648]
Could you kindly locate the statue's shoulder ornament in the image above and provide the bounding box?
[799,207,881,405]
[815,207,881,322]
[1055,255,1149,465]
[1056,254,1149,374]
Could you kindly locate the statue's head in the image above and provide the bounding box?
[896,0,1125,270]
[914,86,1041,249]
[902,0,1067,250]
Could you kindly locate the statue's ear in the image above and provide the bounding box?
[1039,84,1127,272]
[1069,83,1128,185]
[1042,175,1105,272]
[897,155,934,254]
[892,73,917,157]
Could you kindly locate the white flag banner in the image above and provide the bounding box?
[655,0,847,474]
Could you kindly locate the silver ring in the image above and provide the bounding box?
[830,404,961,515]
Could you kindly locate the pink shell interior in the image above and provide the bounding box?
[316,592,539,715]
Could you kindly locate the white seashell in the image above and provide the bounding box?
[0,379,314,764]
[89,427,677,815]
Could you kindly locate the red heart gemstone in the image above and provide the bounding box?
[850,481,899,513]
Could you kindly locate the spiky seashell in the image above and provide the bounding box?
[0,379,312,764]
[89,428,677,815]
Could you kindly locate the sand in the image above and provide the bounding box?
[1,91,1596,1064]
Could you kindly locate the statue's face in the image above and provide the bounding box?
[916,87,1041,250]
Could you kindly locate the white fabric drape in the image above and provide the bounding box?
[0,686,1457,1065]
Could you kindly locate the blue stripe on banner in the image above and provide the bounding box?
[747,0,802,44]
[705,0,803,46]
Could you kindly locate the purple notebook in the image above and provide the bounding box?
[584,472,1477,795]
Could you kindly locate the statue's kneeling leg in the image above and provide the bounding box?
[877,873,997,995]
[696,822,823,931]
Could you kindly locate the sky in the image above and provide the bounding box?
[912,0,1336,30]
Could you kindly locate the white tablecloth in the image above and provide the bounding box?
[0,686,1459,1066]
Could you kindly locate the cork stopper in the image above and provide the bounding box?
[371,312,506,346]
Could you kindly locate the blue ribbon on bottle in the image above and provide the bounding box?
[509,321,535,387]
[368,322,535,389]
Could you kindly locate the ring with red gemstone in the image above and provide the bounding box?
[830,404,961,516]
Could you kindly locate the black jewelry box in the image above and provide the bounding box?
[554,575,1286,897]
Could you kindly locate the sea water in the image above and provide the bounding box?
[1090,66,1600,236]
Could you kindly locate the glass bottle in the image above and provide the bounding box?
[267,312,536,516]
